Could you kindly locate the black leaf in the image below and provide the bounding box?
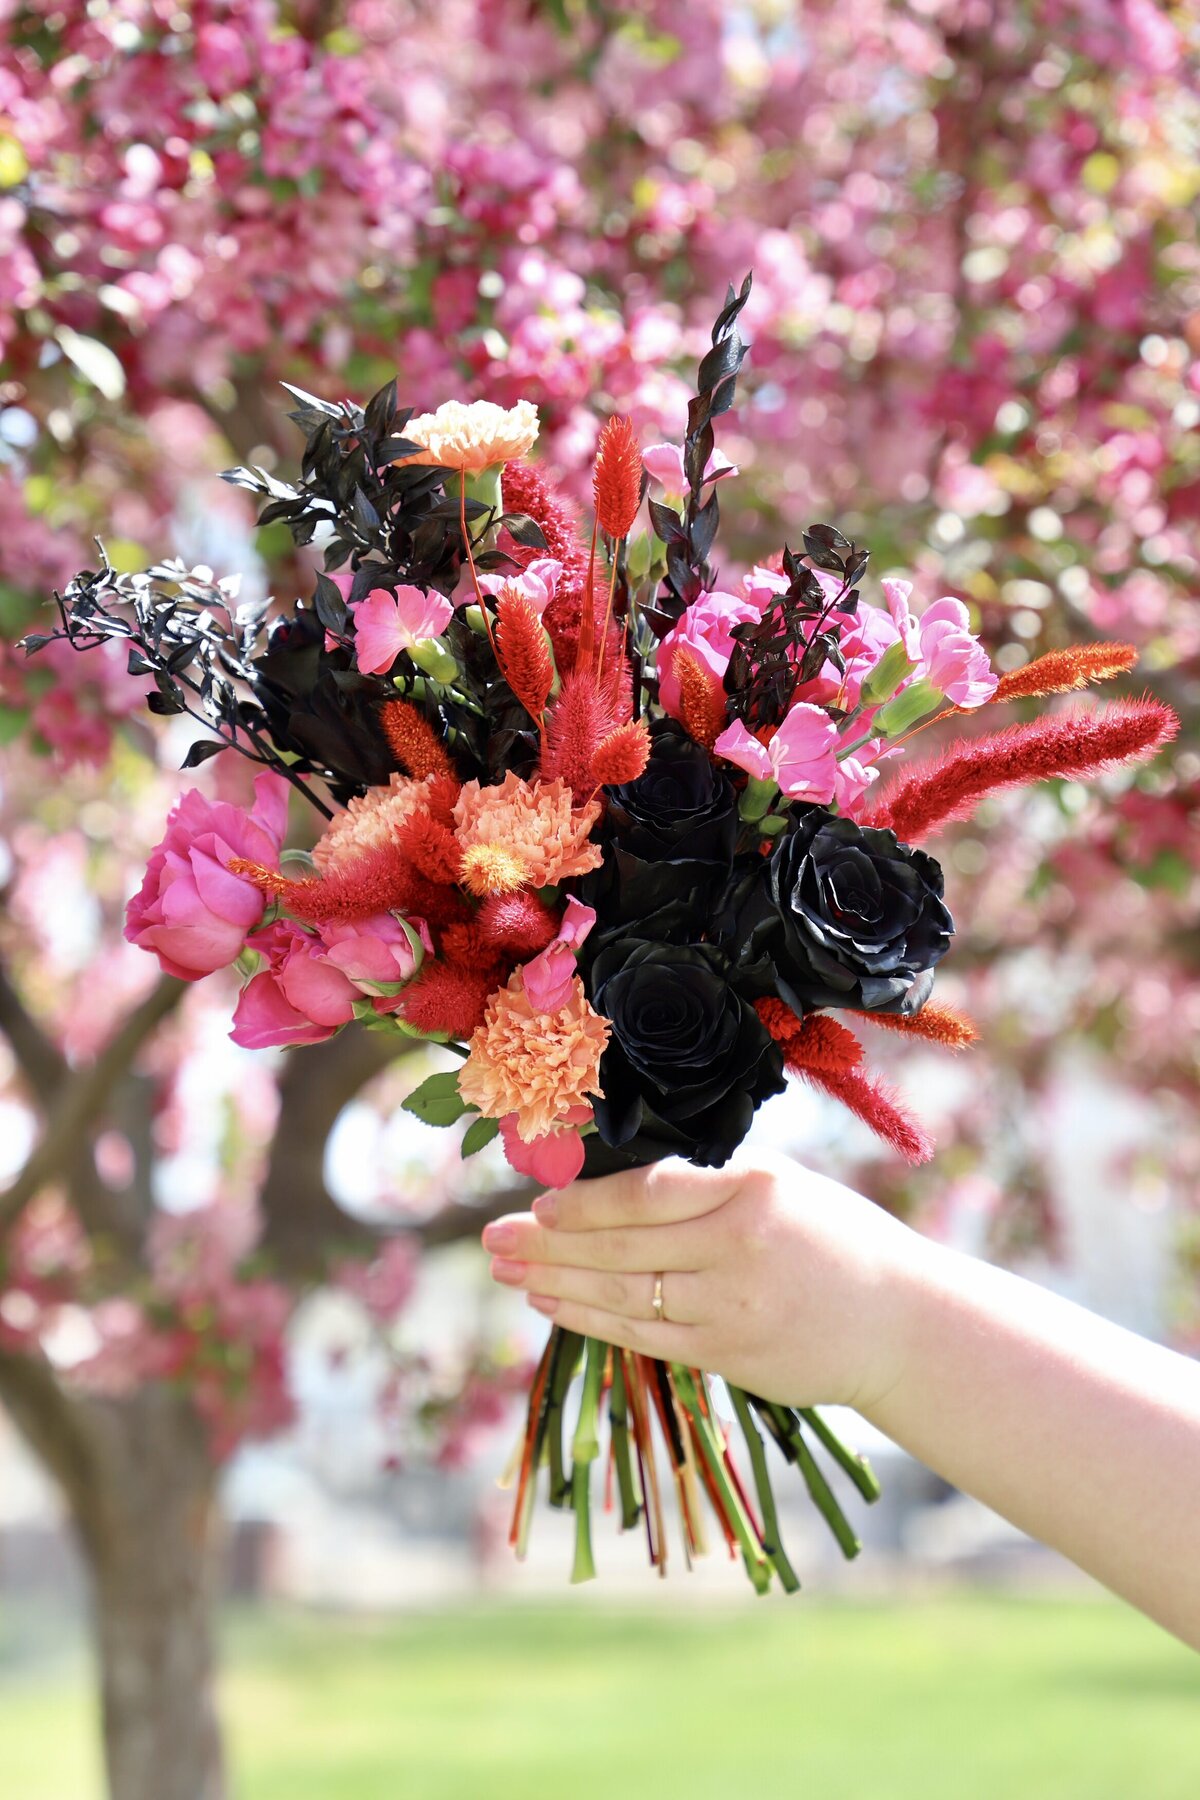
[180,739,227,769]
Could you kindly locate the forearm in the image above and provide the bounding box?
[866,1238,1200,1651]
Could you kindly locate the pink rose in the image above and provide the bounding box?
[351,585,454,676]
[715,704,839,803]
[658,588,763,717]
[125,773,289,981]
[231,920,359,1049]
[522,898,596,1013]
[318,914,429,995]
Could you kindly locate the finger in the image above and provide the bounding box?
[532,1158,745,1233]
[524,1293,698,1363]
[482,1213,708,1274]
[491,1258,707,1325]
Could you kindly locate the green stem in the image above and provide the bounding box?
[569,1338,606,1584]
[545,1330,583,1509]
[799,1407,882,1505]
[789,1426,863,1561]
[609,1355,641,1530]
[673,1368,772,1596]
[729,1387,800,1594]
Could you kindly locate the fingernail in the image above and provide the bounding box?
[531,1193,557,1226]
[527,1294,558,1317]
[482,1222,516,1254]
[490,1257,526,1286]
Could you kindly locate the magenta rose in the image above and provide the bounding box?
[125,773,289,981]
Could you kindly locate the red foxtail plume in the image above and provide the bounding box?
[795,1063,935,1165]
[498,460,590,582]
[394,812,462,886]
[476,890,559,956]
[229,846,468,927]
[756,1000,864,1074]
[851,1003,978,1051]
[495,589,555,721]
[992,642,1138,704]
[674,645,727,751]
[393,963,495,1040]
[592,415,642,539]
[380,699,458,782]
[867,697,1179,843]
[540,666,626,801]
[589,718,651,788]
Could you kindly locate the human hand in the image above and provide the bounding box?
[481,1153,923,1411]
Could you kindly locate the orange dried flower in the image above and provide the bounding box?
[460,843,530,898]
[675,645,727,751]
[992,642,1138,704]
[589,718,651,788]
[495,588,555,720]
[851,1003,978,1051]
[454,772,602,887]
[458,970,609,1141]
[592,414,642,539]
[380,699,458,782]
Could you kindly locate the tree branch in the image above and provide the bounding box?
[0,961,68,1106]
[0,1343,100,1544]
[0,975,185,1235]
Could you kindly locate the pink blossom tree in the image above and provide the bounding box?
[1,5,1197,1796]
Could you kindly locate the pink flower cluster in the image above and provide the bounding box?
[232,912,428,1049]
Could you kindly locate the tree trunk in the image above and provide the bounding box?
[81,1390,227,1800]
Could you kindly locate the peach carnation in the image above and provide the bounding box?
[453,773,602,892]
[400,399,539,473]
[458,970,609,1141]
[312,774,436,871]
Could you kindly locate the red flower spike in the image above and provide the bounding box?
[992,642,1138,704]
[674,645,727,751]
[540,667,626,801]
[755,996,806,1047]
[380,699,458,782]
[783,1014,865,1074]
[795,1063,935,1165]
[422,773,462,828]
[476,891,559,956]
[590,718,651,788]
[851,1003,978,1051]
[867,698,1179,843]
[495,589,555,721]
[230,846,469,928]
[394,812,462,886]
[498,460,590,582]
[395,963,494,1040]
[593,415,642,540]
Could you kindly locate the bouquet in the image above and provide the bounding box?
[29,275,1177,1593]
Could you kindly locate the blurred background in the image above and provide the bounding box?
[1,2,1198,1797]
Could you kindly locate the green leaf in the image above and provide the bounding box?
[461,1114,500,1158]
[402,1069,471,1127]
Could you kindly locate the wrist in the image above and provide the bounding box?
[847,1211,942,1422]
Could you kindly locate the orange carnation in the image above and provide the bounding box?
[312,773,437,871]
[458,970,610,1141]
[453,772,602,890]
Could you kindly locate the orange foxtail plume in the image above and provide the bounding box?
[380,699,458,782]
[992,642,1138,704]
[674,645,727,751]
[589,718,651,788]
[495,588,555,722]
[540,666,626,801]
[851,1003,978,1051]
[867,697,1178,844]
[592,415,642,540]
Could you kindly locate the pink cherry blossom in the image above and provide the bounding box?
[658,587,763,716]
[350,585,453,675]
[125,773,289,981]
[522,897,596,1013]
[715,705,839,803]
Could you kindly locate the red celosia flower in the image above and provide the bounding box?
[850,1003,978,1051]
[756,1001,864,1073]
[540,667,627,801]
[992,642,1138,704]
[498,460,590,582]
[674,644,728,751]
[476,891,560,956]
[394,962,495,1039]
[794,1062,935,1165]
[495,588,555,721]
[394,812,462,886]
[592,415,642,540]
[868,698,1179,843]
[379,699,459,782]
[589,718,651,787]
[230,845,468,928]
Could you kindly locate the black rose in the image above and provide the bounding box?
[579,720,741,931]
[587,938,785,1171]
[738,809,953,1016]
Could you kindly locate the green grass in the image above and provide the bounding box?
[2,1595,1198,1799]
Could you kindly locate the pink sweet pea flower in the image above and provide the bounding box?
[498,1113,588,1188]
[125,773,290,981]
[522,898,596,1014]
[658,587,763,716]
[231,919,359,1049]
[477,557,564,617]
[350,585,454,675]
[884,581,997,709]
[715,704,839,803]
[833,741,897,819]
[642,443,737,498]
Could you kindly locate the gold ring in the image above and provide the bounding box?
[652,1274,665,1322]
